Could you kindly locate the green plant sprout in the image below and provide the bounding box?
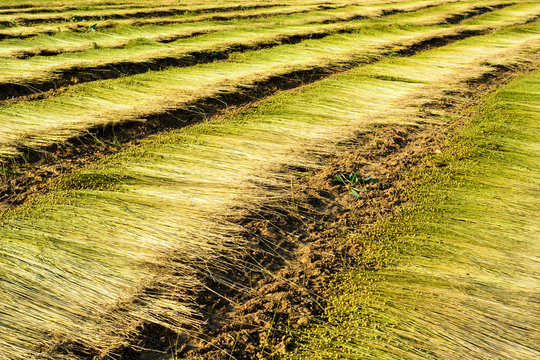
[333,172,379,198]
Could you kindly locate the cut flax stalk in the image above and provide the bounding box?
[0,20,537,359]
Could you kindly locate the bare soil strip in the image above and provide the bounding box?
[0,3,508,101]
[0,28,489,212]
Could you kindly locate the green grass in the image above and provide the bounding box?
[0,18,536,358]
[291,70,540,360]
[1,5,538,159]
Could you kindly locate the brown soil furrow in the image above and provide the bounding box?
[0,28,489,213]
[0,4,507,102]
[444,2,512,23]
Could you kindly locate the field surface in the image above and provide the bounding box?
[0,1,538,359]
